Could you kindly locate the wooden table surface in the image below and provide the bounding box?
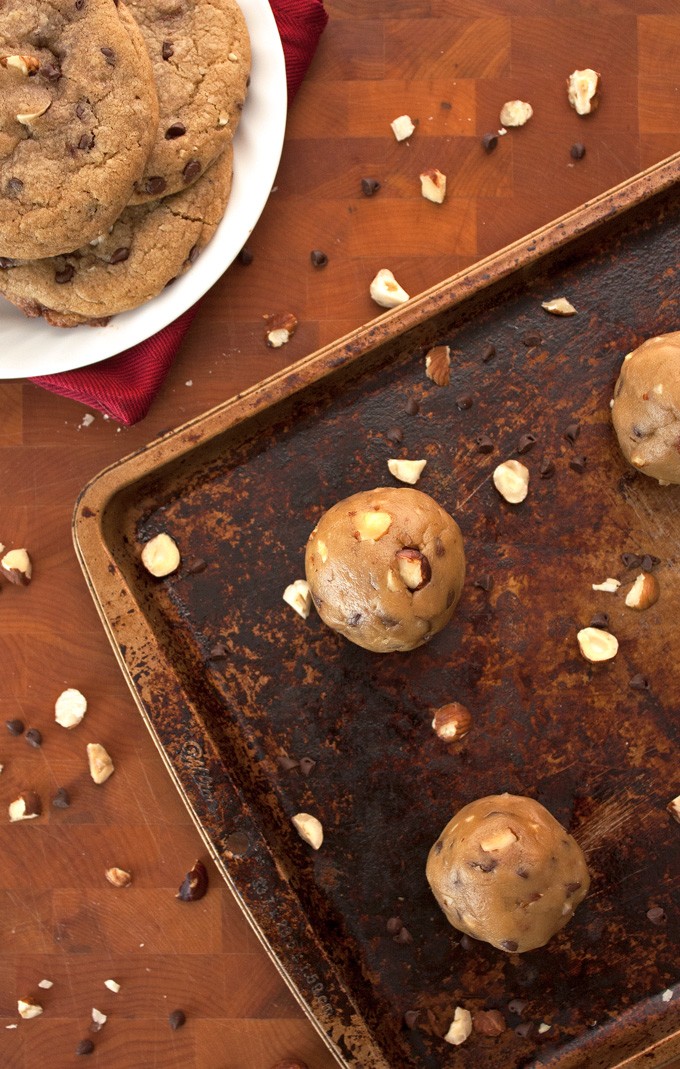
[2,3,680,1067]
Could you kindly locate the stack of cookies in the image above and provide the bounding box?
[0,0,250,327]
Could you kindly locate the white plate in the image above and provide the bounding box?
[0,0,287,380]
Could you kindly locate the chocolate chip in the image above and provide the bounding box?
[565,880,582,896]
[641,554,660,572]
[165,122,186,139]
[187,244,200,264]
[469,858,498,872]
[0,257,16,269]
[361,177,380,196]
[621,552,642,569]
[74,0,85,9]
[564,421,581,443]
[570,142,586,160]
[161,41,174,60]
[501,939,519,952]
[515,1021,533,1038]
[440,101,452,110]
[404,1009,421,1029]
[347,611,362,627]
[589,612,609,630]
[646,906,666,925]
[41,62,61,81]
[78,132,95,150]
[456,394,473,410]
[629,673,650,691]
[481,132,498,152]
[25,728,42,748]
[185,557,207,574]
[182,159,202,183]
[508,998,528,1016]
[298,757,316,777]
[55,264,75,284]
[52,787,71,809]
[475,433,494,454]
[208,642,228,660]
[310,249,328,268]
[481,343,496,362]
[108,247,130,265]
[386,916,403,935]
[76,1039,94,1055]
[433,839,443,854]
[6,177,23,197]
[393,926,413,944]
[538,456,554,478]
[6,718,24,736]
[516,866,530,879]
[474,573,493,591]
[144,176,167,196]
[405,397,420,415]
[75,102,87,121]
[569,454,587,474]
[238,246,253,265]
[517,433,537,454]
[522,332,542,347]
[168,1009,186,1030]
[100,47,115,66]
[459,933,475,950]
[386,425,403,444]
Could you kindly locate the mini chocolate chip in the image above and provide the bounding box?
[564,421,581,443]
[646,906,666,925]
[474,573,493,591]
[515,1021,533,1038]
[501,939,519,952]
[144,176,167,196]
[482,132,498,152]
[238,246,253,265]
[641,553,660,572]
[298,757,316,777]
[76,102,89,121]
[522,331,542,347]
[347,611,362,627]
[404,1009,421,1029]
[361,177,380,196]
[569,454,587,474]
[516,866,529,879]
[475,433,494,454]
[165,122,186,140]
[6,718,24,736]
[405,397,420,415]
[629,673,650,691]
[393,926,413,944]
[565,881,582,896]
[76,1039,94,1055]
[440,100,452,110]
[162,40,174,60]
[386,916,403,935]
[168,1009,186,1030]
[539,457,555,478]
[434,839,443,854]
[456,394,473,410]
[52,787,71,809]
[41,62,61,81]
[517,433,537,454]
[187,244,200,264]
[6,177,23,197]
[55,264,75,284]
[78,132,95,150]
[386,425,403,444]
[435,537,445,557]
[108,247,130,265]
[621,552,642,569]
[25,728,42,748]
[589,612,609,630]
[100,47,115,66]
[182,159,202,182]
[75,0,85,9]
[208,642,228,660]
[469,858,498,872]
[459,933,475,950]
[508,998,528,1016]
[481,343,496,362]
[0,257,16,269]
[310,249,328,268]
[570,142,586,160]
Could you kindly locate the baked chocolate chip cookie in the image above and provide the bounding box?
[0,0,160,260]
[125,0,250,203]
[0,145,232,326]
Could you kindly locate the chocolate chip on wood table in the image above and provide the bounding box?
[6,718,24,736]
[310,249,329,268]
[361,176,380,196]
[481,132,498,152]
[570,142,586,159]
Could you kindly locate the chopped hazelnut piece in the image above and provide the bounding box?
[444,1006,473,1046]
[425,344,451,386]
[264,311,298,348]
[480,828,518,852]
[387,458,427,485]
[141,532,180,577]
[369,268,410,309]
[577,626,619,662]
[567,68,601,115]
[105,866,132,888]
[354,509,392,542]
[591,578,620,593]
[432,702,471,741]
[17,997,43,1020]
[666,795,680,824]
[55,687,87,729]
[1,547,32,585]
[395,548,431,591]
[420,167,447,203]
[390,114,415,141]
[282,579,312,619]
[493,460,529,504]
[87,743,114,784]
[499,100,533,127]
[624,572,659,611]
[542,297,577,316]
[8,790,41,822]
[292,812,323,850]
[2,54,41,75]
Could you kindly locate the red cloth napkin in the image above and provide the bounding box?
[30,0,328,426]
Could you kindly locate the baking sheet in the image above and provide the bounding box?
[74,151,680,1069]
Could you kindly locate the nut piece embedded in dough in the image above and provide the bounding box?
[264,311,298,348]
[425,344,451,386]
[8,790,42,822]
[420,168,447,203]
[567,69,601,115]
[141,533,180,577]
[387,458,427,485]
[16,100,51,124]
[370,268,410,309]
[17,997,43,1020]
[1,54,41,75]
[354,509,392,542]
[390,114,415,141]
[1,548,32,585]
[499,100,533,127]
[542,297,577,316]
[444,1007,473,1046]
[432,702,471,742]
[493,460,529,503]
[577,626,619,662]
[55,687,87,729]
[283,579,312,619]
[105,866,132,888]
[87,743,114,784]
[480,827,518,852]
[292,812,323,850]
[395,548,431,591]
[624,572,659,611]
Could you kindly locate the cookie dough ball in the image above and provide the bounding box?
[611,331,680,484]
[304,487,465,653]
[426,794,590,953]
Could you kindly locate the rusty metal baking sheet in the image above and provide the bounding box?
[75,153,680,1069]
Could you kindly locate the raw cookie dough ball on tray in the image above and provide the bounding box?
[611,331,680,484]
[304,486,465,653]
[426,794,590,953]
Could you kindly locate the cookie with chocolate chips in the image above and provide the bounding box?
[125,0,250,203]
[0,145,232,325]
[0,0,159,259]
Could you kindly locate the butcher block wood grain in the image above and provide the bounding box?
[1,3,680,1068]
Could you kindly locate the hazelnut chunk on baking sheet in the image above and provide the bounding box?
[499,100,533,127]
[624,572,660,611]
[1,547,32,585]
[390,114,415,141]
[55,687,87,729]
[141,532,180,577]
[264,311,298,348]
[354,509,392,542]
[425,344,451,386]
[87,743,114,784]
[283,579,312,619]
[292,812,324,850]
[432,702,471,742]
[542,297,577,316]
[577,626,619,662]
[420,167,447,203]
[493,460,529,503]
[567,68,601,115]
[370,268,410,309]
[387,458,427,485]
[444,1006,473,1046]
